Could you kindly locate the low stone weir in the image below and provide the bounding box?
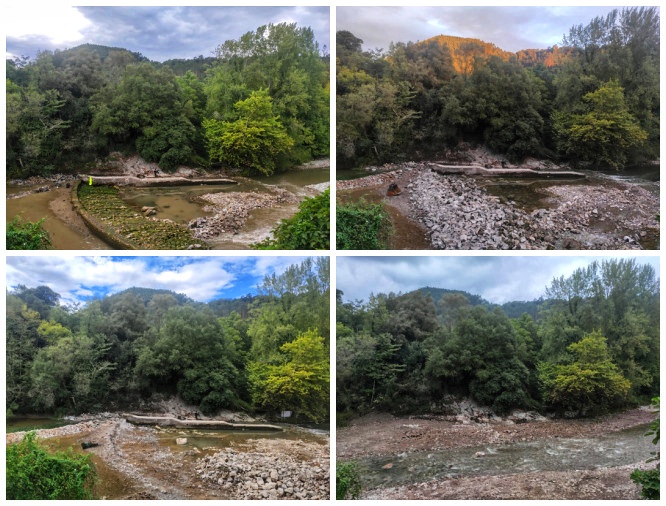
[428,163,585,179]
[80,174,237,187]
[124,413,283,431]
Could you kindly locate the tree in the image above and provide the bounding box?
[204,90,293,175]
[539,331,630,416]
[248,330,329,422]
[554,80,647,169]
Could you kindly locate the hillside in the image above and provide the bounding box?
[422,34,574,73]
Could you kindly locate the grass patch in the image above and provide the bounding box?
[77,184,207,250]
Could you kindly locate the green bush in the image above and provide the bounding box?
[631,397,660,499]
[7,216,51,250]
[253,188,330,250]
[336,460,362,500]
[6,432,97,499]
[336,199,392,250]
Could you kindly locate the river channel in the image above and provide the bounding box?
[357,424,654,491]
[6,167,329,250]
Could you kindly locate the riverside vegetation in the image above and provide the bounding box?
[337,7,658,171]
[336,258,659,499]
[7,22,330,250]
[6,258,329,499]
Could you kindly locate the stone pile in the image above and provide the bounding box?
[189,189,298,239]
[408,170,657,250]
[195,439,329,500]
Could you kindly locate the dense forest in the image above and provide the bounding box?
[6,22,330,178]
[337,7,659,169]
[337,258,659,420]
[6,258,330,423]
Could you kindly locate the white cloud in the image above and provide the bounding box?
[6,5,91,45]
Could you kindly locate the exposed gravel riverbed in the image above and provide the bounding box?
[337,407,656,500]
[337,161,659,250]
[7,413,330,500]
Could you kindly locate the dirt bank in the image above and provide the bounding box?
[337,157,659,250]
[8,414,329,500]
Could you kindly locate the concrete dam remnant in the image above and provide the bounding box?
[124,413,283,431]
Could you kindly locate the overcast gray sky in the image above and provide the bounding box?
[337,6,639,53]
[336,256,660,304]
[6,5,330,62]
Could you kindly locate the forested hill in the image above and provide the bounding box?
[337,258,659,420]
[420,35,575,73]
[7,22,330,178]
[7,258,330,422]
[337,7,659,170]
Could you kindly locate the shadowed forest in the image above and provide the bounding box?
[337,7,659,170]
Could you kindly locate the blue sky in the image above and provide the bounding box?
[6,255,318,306]
[337,255,661,304]
[6,5,330,62]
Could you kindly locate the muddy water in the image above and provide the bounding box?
[6,187,111,249]
[358,424,654,490]
[6,416,78,433]
[6,167,329,250]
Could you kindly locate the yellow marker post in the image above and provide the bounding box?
[89,176,93,186]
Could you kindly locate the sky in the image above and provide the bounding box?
[337,6,641,53]
[336,255,661,304]
[6,255,320,306]
[5,5,330,62]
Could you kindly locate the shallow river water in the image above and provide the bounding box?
[6,168,329,250]
[358,424,654,490]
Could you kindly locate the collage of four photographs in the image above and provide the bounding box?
[5,4,660,501]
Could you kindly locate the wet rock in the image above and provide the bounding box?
[176,438,187,445]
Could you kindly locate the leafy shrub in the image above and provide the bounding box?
[7,216,51,250]
[336,199,392,249]
[336,460,362,500]
[6,432,97,499]
[631,397,660,499]
[253,188,330,250]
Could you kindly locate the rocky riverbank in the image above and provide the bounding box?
[196,438,330,500]
[7,412,329,500]
[337,160,659,250]
[338,407,656,500]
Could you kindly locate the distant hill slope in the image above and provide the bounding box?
[422,34,574,72]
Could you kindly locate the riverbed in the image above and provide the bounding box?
[337,408,657,500]
[336,161,659,250]
[7,166,329,250]
[7,414,330,500]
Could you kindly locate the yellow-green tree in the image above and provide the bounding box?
[539,331,630,416]
[554,80,647,169]
[203,90,293,175]
[248,329,329,422]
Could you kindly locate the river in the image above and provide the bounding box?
[356,424,654,492]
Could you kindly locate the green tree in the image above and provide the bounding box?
[204,90,293,175]
[248,329,329,422]
[253,188,330,249]
[554,80,647,169]
[539,331,630,416]
[7,432,97,499]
